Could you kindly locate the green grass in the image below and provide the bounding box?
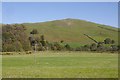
[0,55,2,79]
[22,18,119,45]
[2,51,118,78]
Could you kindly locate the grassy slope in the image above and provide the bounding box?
[23,19,118,47]
[2,51,118,78]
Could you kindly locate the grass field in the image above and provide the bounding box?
[2,51,118,78]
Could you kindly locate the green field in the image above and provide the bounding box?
[2,51,118,78]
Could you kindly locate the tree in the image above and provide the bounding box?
[97,43,105,52]
[111,40,115,44]
[2,24,31,52]
[40,40,46,46]
[76,47,82,51]
[90,43,97,51]
[29,36,34,42]
[98,42,103,45]
[41,35,45,41]
[64,44,71,50]
[40,35,49,48]
[54,42,63,51]
[83,45,90,51]
[111,45,118,51]
[104,38,111,44]
[118,45,120,51]
[60,40,64,43]
[50,43,57,50]
[30,29,38,34]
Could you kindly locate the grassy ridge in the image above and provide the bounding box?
[23,18,118,46]
[2,51,118,78]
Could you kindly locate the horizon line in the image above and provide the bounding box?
[2,18,118,28]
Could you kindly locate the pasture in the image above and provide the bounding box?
[2,51,118,78]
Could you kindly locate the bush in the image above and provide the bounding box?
[26,51,32,54]
[41,35,45,41]
[40,40,46,46]
[104,38,111,44]
[54,42,63,51]
[111,45,118,51]
[64,44,71,51]
[51,45,57,51]
[111,40,115,44]
[30,29,38,34]
[97,43,105,52]
[104,38,115,44]
[3,52,13,55]
[75,47,82,51]
[60,40,64,43]
[90,43,97,51]
[83,45,90,51]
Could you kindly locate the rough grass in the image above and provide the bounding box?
[2,51,118,78]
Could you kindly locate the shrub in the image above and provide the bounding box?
[26,51,32,54]
[75,47,82,51]
[54,42,63,51]
[97,43,105,52]
[111,40,115,44]
[50,44,57,50]
[111,45,118,51]
[83,45,90,51]
[30,29,38,34]
[90,43,97,51]
[41,35,45,41]
[64,44,71,51]
[4,52,13,55]
[60,40,64,43]
[104,38,111,44]
[40,40,46,46]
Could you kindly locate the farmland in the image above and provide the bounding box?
[2,2,119,79]
[2,51,118,78]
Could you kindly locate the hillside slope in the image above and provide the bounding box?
[22,18,118,46]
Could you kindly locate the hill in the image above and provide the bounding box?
[2,18,119,52]
[23,18,119,46]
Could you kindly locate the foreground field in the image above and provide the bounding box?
[2,51,118,78]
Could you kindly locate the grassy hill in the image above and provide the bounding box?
[21,18,118,47]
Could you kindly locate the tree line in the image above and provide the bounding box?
[29,29,119,53]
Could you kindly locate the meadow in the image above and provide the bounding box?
[2,51,118,78]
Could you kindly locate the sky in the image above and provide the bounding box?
[2,2,118,27]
